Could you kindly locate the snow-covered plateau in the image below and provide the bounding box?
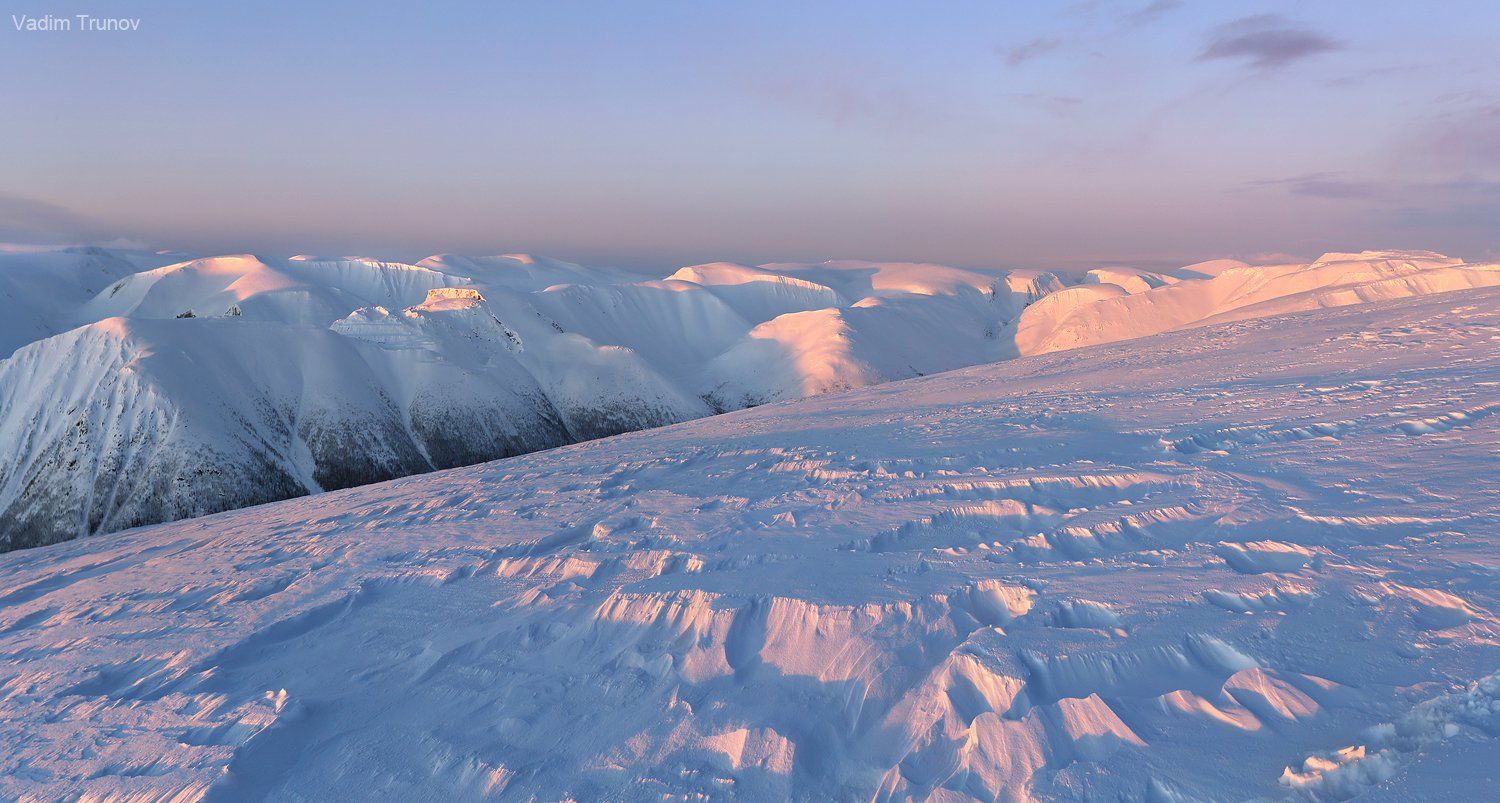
[0,281,1496,799]
[1,247,1496,550]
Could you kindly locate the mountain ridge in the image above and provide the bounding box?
[1,246,1495,549]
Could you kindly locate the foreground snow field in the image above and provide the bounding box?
[0,288,1497,800]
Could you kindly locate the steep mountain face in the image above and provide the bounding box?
[0,316,571,550]
[0,247,1496,549]
[0,288,1494,800]
[330,288,708,441]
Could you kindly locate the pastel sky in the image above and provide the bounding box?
[3,0,1498,270]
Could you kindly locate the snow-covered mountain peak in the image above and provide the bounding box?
[1311,249,1461,267]
[333,287,521,362]
[760,259,1014,299]
[1082,267,1177,294]
[1172,257,1251,279]
[286,254,390,263]
[414,286,488,311]
[80,254,469,326]
[417,253,636,290]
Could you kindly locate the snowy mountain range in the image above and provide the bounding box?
[1,246,1496,550]
[0,286,1494,799]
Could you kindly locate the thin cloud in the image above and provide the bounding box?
[1002,37,1063,68]
[1246,172,1500,202]
[1015,93,1085,116]
[752,67,973,134]
[1199,15,1341,71]
[1325,63,1413,88]
[0,192,114,246]
[1018,92,1084,106]
[1390,200,1500,229]
[1122,0,1182,27]
[1245,172,1500,253]
[1247,173,1385,199]
[1408,103,1500,171]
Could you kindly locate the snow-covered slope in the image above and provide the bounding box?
[81,254,468,326]
[0,288,1494,800]
[2,246,1497,548]
[0,246,185,358]
[1012,251,1499,355]
[0,315,571,550]
[416,252,642,291]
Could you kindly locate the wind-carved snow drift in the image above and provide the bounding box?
[0,288,1495,799]
[0,247,1496,549]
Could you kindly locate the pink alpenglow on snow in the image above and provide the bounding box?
[8,4,1500,798]
[0,260,1496,798]
[0,246,1495,549]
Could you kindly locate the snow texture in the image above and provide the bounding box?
[0,286,1495,799]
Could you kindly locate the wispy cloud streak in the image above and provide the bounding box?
[1002,37,1062,68]
[1199,15,1340,71]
